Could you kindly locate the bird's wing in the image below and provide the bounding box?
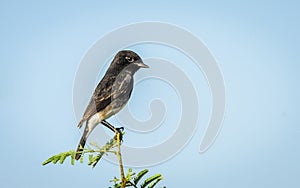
[111,73,133,100]
[79,75,115,125]
[78,73,133,128]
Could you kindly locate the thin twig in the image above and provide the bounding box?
[116,132,126,188]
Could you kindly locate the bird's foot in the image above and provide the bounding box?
[114,127,124,143]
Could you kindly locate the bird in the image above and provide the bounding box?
[75,50,149,160]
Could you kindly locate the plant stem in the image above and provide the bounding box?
[116,132,125,188]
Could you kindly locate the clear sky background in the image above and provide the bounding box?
[0,1,299,188]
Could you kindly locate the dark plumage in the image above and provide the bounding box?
[75,50,149,160]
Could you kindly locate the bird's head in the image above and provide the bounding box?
[111,50,149,73]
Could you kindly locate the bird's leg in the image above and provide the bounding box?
[101,120,124,141]
[101,120,125,186]
[101,120,116,132]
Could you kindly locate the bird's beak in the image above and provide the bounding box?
[135,60,149,68]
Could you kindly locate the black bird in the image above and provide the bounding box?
[75,50,149,160]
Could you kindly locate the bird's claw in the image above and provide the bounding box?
[115,127,124,143]
[116,127,124,132]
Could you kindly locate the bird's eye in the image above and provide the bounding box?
[125,56,134,62]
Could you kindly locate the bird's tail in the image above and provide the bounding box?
[75,114,100,160]
[75,133,87,160]
[77,119,86,128]
[75,121,91,160]
[75,117,98,160]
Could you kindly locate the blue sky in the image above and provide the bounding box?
[0,1,299,187]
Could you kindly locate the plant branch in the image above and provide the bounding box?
[42,130,165,187]
[116,131,126,188]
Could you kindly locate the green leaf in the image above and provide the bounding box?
[148,177,163,188]
[91,152,105,168]
[133,169,149,185]
[88,155,100,166]
[70,150,75,165]
[80,154,84,163]
[42,156,54,166]
[52,155,60,164]
[140,174,162,188]
[109,177,120,183]
[125,168,135,180]
[88,154,93,162]
[59,152,68,164]
[125,181,133,187]
[114,184,122,188]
